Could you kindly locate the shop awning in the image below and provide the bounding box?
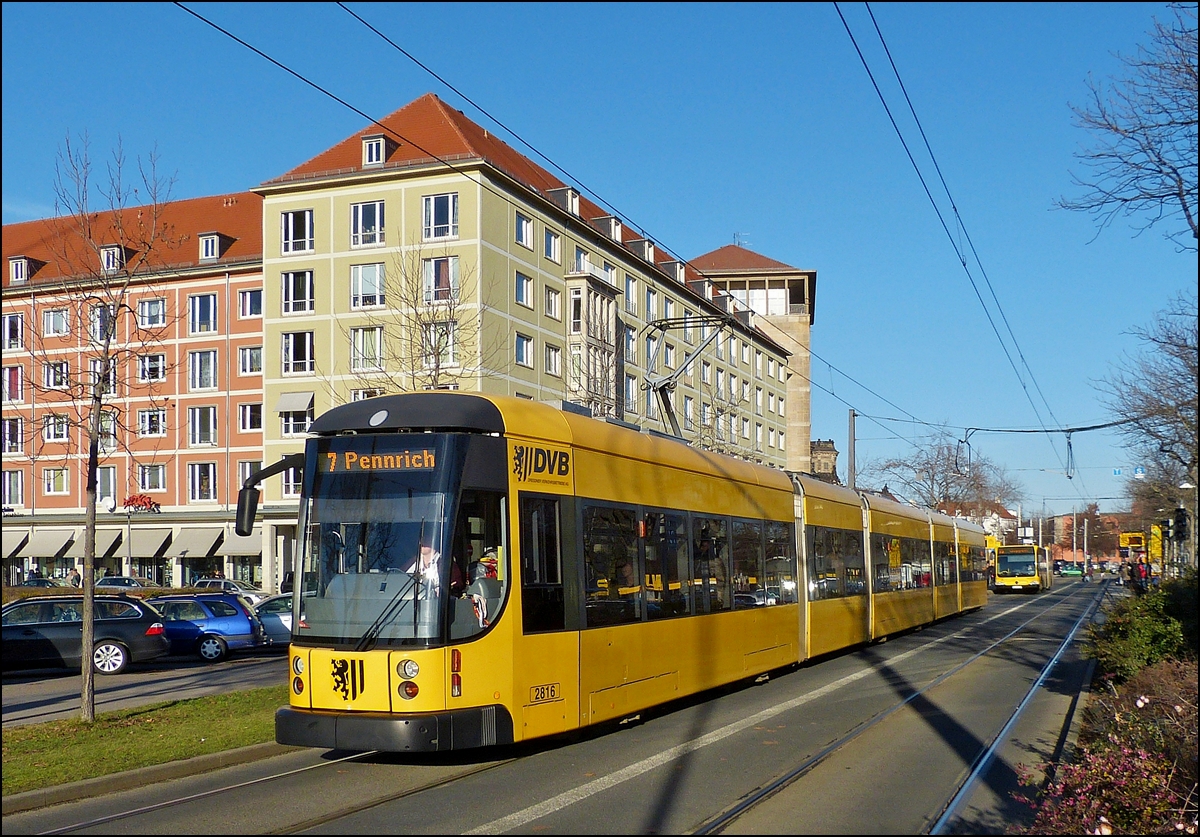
[219,527,262,556]
[3,528,29,559]
[166,527,222,559]
[16,529,75,559]
[65,528,122,559]
[274,391,314,413]
[128,528,172,559]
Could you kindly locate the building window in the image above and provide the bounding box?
[569,288,582,335]
[44,361,70,390]
[422,256,459,303]
[2,470,23,506]
[741,341,750,364]
[684,396,695,431]
[574,246,589,274]
[281,209,314,253]
[188,463,216,502]
[644,336,657,372]
[645,288,657,320]
[139,464,166,492]
[188,406,218,446]
[351,263,385,308]
[755,350,763,378]
[645,385,658,420]
[422,321,457,369]
[702,361,711,385]
[544,229,561,263]
[282,466,302,497]
[778,395,785,417]
[281,270,315,314]
[756,386,763,415]
[350,327,383,372]
[138,298,166,328]
[664,298,675,321]
[200,234,219,261]
[282,332,315,374]
[515,333,533,368]
[663,343,675,368]
[239,403,263,432]
[239,346,263,375]
[138,409,167,437]
[351,388,385,401]
[625,326,636,364]
[43,308,69,336]
[742,417,751,439]
[545,344,561,376]
[2,366,22,402]
[1,417,22,453]
[363,136,384,166]
[2,313,22,349]
[10,258,27,284]
[98,465,115,505]
[683,311,693,343]
[281,409,313,436]
[625,374,637,412]
[515,271,533,307]
[238,460,262,486]
[44,467,69,495]
[101,246,124,273]
[89,304,115,342]
[189,350,218,390]
[625,275,637,314]
[189,294,218,334]
[239,289,262,318]
[422,193,458,240]
[138,354,166,382]
[756,423,763,452]
[603,262,616,286]
[515,212,534,248]
[351,201,385,247]
[89,358,118,397]
[545,286,561,320]
[44,414,69,442]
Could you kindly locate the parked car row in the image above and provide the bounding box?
[2,587,295,676]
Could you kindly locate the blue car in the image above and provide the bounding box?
[145,593,266,662]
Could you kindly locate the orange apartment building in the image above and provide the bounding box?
[0,193,281,587]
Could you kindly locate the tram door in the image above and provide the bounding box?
[512,492,580,741]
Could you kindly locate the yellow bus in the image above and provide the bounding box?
[993,544,1052,593]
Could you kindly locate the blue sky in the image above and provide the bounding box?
[3,2,1194,517]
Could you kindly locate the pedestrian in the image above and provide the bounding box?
[1135,560,1148,594]
[66,567,81,587]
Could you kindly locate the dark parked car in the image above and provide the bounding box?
[17,578,66,588]
[1,594,170,675]
[146,593,266,662]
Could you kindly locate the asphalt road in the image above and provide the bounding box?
[1,650,288,728]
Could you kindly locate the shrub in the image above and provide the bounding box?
[1159,566,1198,659]
[1088,589,1186,682]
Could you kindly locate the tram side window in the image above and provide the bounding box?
[520,494,565,633]
[692,516,730,614]
[583,504,641,628]
[906,537,932,589]
[871,534,899,593]
[731,520,765,608]
[807,526,865,600]
[765,521,798,603]
[644,510,691,619]
[933,541,957,586]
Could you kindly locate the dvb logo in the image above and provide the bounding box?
[513,445,571,482]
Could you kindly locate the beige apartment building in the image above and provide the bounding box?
[2,92,818,589]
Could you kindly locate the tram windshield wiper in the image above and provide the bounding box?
[354,573,418,652]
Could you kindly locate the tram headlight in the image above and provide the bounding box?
[292,656,305,676]
[399,681,419,699]
[397,659,419,679]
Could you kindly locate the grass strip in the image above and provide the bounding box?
[2,685,287,797]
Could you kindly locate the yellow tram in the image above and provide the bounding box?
[236,393,990,752]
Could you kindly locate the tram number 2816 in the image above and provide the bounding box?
[530,683,561,703]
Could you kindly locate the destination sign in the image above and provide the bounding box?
[321,450,436,472]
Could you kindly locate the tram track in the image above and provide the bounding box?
[691,581,1108,835]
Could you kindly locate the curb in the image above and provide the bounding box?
[2,742,299,816]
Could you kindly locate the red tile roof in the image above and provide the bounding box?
[2,192,262,288]
[691,244,799,272]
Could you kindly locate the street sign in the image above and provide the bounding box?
[1134,466,1146,480]
[1113,468,1122,476]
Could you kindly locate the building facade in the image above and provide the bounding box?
[2,92,819,590]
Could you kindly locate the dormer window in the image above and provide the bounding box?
[363,135,386,167]
[101,246,124,274]
[200,234,220,261]
[9,257,27,284]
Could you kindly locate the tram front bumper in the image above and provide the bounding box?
[275,704,514,752]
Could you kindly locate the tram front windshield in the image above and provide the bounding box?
[997,551,1036,578]
[295,434,477,647]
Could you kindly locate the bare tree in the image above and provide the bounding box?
[337,240,498,398]
[860,428,1024,511]
[1056,3,1198,251]
[1099,290,1198,561]
[40,134,178,722]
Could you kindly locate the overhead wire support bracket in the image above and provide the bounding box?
[643,314,731,439]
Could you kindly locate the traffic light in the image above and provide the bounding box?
[1175,508,1189,542]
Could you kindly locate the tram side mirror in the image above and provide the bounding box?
[236,486,260,537]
